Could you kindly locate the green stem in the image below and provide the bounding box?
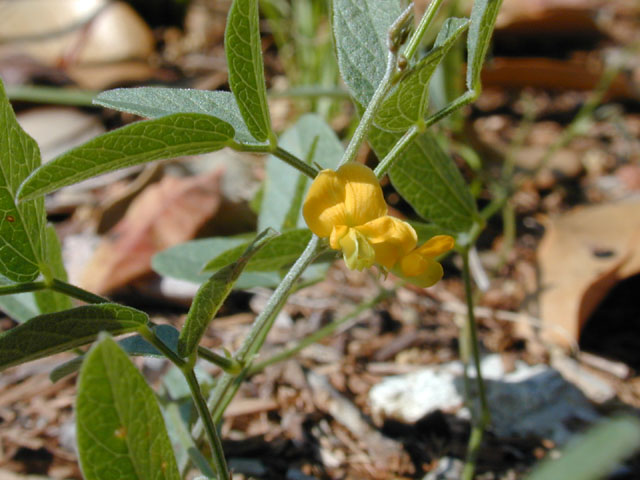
[234,142,319,179]
[197,347,242,374]
[183,368,230,480]
[0,281,47,296]
[463,424,485,480]
[248,290,392,375]
[373,125,419,179]
[273,146,319,178]
[6,84,98,107]
[425,89,478,130]
[201,236,324,427]
[339,49,398,167]
[139,325,228,479]
[461,248,490,480]
[403,0,446,61]
[239,236,323,363]
[50,279,109,304]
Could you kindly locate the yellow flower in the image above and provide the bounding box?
[303,163,417,271]
[394,235,455,287]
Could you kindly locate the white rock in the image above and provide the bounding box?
[369,354,599,445]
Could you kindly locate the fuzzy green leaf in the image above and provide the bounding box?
[225,0,273,143]
[466,0,503,91]
[370,128,477,233]
[203,228,313,272]
[0,78,46,282]
[0,304,148,371]
[331,0,403,106]
[76,335,180,480]
[50,324,178,383]
[152,236,281,288]
[18,113,236,201]
[178,229,278,356]
[375,17,469,132]
[95,87,262,146]
[259,114,343,232]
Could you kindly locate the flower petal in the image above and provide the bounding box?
[339,228,376,271]
[401,258,444,288]
[356,216,417,269]
[415,235,455,257]
[338,163,387,226]
[302,168,347,237]
[329,225,349,250]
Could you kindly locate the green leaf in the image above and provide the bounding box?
[76,335,180,480]
[178,229,279,356]
[258,114,343,231]
[18,113,236,201]
[225,0,274,143]
[331,0,403,106]
[0,303,148,371]
[0,78,46,282]
[95,88,262,146]
[526,416,640,480]
[152,236,281,288]
[370,128,477,233]
[34,225,72,314]
[375,17,469,132]
[50,324,179,383]
[466,0,503,91]
[203,228,313,272]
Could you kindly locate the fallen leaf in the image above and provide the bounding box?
[80,169,223,294]
[538,200,640,348]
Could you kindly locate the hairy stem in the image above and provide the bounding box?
[339,49,398,167]
[197,347,243,374]
[249,289,392,375]
[196,236,324,430]
[183,368,230,480]
[50,279,109,304]
[139,325,228,479]
[272,146,320,178]
[403,0,446,61]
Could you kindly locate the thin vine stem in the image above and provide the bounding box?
[197,346,242,374]
[373,125,419,179]
[461,248,490,480]
[0,279,109,304]
[248,289,393,375]
[139,325,229,479]
[234,142,318,179]
[50,279,109,304]
[0,281,47,296]
[194,236,324,431]
[183,368,230,480]
[272,146,319,178]
[403,0,446,62]
[339,49,398,167]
